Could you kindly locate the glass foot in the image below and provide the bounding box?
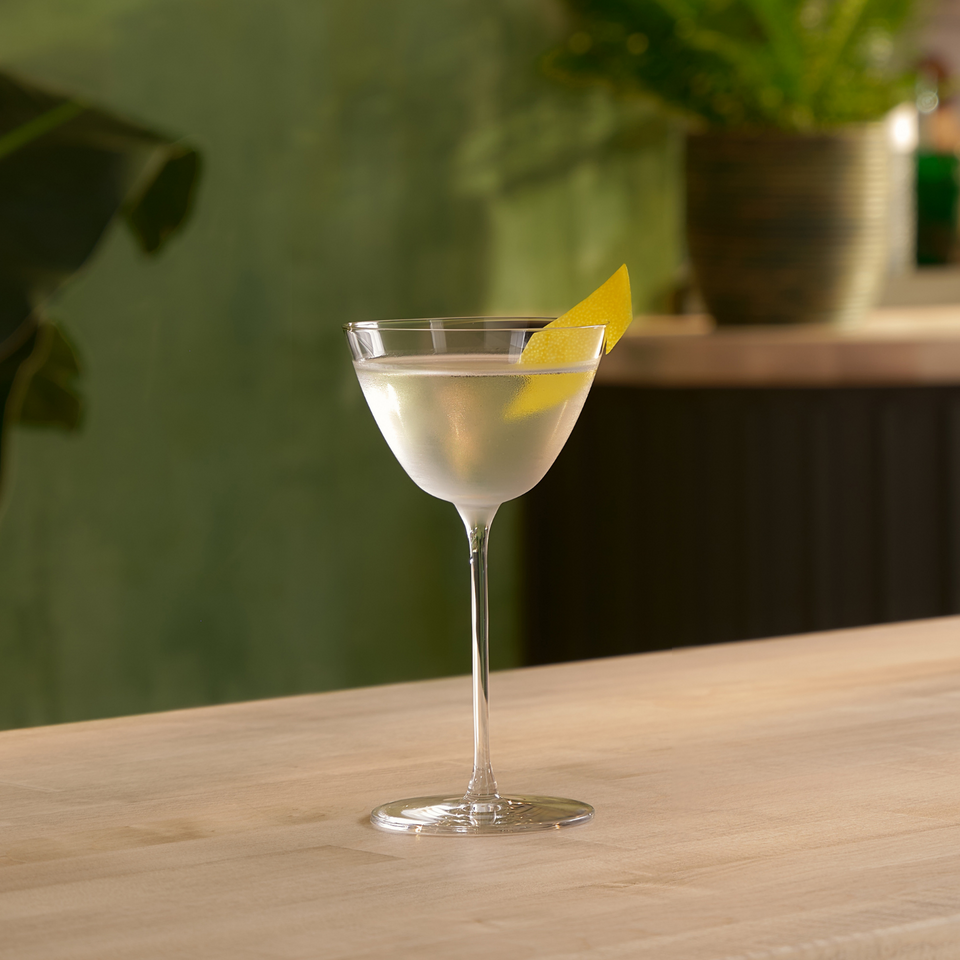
[370,794,594,835]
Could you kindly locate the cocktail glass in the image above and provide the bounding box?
[344,317,606,834]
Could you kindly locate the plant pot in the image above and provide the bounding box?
[686,126,889,325]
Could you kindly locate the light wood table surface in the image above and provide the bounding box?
[2,618,959,959]
[598,305,960,387]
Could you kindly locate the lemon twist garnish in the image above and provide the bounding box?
[522,264,633,363]
[506,265,633,419]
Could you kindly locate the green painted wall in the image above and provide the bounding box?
[0,0,681,728]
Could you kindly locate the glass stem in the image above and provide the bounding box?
[458,504,500,804]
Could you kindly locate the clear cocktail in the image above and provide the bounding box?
[354,353,596,507]
[344,269,632,834]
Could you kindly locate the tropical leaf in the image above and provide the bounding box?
[0,71,201,505]
[18,322,82,431]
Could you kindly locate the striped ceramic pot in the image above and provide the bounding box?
[686,125,889,325]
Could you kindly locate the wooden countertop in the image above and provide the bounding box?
[598,305,960,387]
[2,618,959,958]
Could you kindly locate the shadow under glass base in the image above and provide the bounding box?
[370,794,594,835]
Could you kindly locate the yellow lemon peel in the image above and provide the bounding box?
[506,265,633,419]
[522,264,633,364]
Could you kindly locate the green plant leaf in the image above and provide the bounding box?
[549,0,916,130]
[125,147,202,255]
[738,0,806,99]
[806,0,873,99]
[0,70,201,506]
[0,99,85,161]
[18,322,82,432]
[0,319,44,499]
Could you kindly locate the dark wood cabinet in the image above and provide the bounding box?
[522,325,960,665]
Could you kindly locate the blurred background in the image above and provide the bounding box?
[1,0,959,730]
[0,0,680,728]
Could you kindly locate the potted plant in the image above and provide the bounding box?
[545,0,917,324]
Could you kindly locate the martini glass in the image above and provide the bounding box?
[344,317,606,834]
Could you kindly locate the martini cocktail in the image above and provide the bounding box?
[345,317,607,834]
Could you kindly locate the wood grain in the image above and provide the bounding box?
[1,618,959,958]
[599,306,960,387]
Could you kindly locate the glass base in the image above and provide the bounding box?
[370,794,594,835]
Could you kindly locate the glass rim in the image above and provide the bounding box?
[342,316,608,332]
